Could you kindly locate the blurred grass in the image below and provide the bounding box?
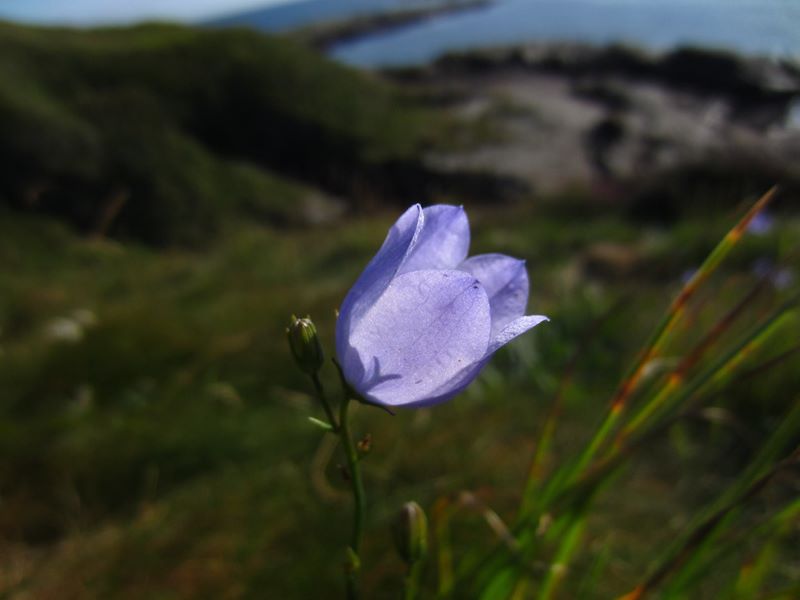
[1,190,798,597]
[0,19,798,600]
[0,21,438,245]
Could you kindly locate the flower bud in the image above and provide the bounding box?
[392,501,428,564]
[287,315,324,375]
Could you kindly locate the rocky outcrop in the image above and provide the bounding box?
[389,43,800,215]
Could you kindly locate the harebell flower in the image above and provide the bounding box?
[336,204,548,408]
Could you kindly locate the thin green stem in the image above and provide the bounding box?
[311,372,339,431]
[568,187,777,483]
[537,517,586,600]
[405,561,424,600]
[308,371,365,598]
[340,395,366,599]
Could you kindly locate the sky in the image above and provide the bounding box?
[0,0,299,25]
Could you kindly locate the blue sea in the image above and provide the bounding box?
[210,0,455,31]
[328,0,800,67]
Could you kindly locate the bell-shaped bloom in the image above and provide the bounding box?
[336,204,548,408]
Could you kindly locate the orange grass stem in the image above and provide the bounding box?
[616,277,767,444]
[570,187,778,480]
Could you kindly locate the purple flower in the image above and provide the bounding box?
[336,204,548,408]
[747,211,774,235]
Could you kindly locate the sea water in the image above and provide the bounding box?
[330,0,800,67]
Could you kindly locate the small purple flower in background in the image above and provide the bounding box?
[773,268,795,290]
[752,258,795,290]
[336,204,548,408]
[747,211,774,235]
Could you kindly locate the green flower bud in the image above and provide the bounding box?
[392,501,428,564]
[287,315,324,375]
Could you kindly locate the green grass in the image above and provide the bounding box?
[0,21,438,245]
[1,19,798,599]
[1,193,798,598]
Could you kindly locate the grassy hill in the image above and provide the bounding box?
[0,22,436,244]
[1,20,798,600]
[2,187,799,598]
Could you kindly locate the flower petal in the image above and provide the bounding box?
[346,269,491,407]
[459,253,529,338]
[419,315,548,405]
[414,358,489,407]
[399,205,470,274]
[336,204,423,367]
[488,315,549,354]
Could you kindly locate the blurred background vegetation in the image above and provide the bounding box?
[0,1,798,598]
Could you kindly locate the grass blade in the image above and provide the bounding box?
[570,187,778,480]
[618,400,800,599]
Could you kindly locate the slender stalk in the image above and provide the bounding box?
[311,372,339,430]
[619,444,800,600]
[520,300,622,517]
[616,278,766,444]
[307,370,365,599]
[433,498,455,598]
[537,517,586,600]
[569,187,778,481]
[405,561,424,600]
[340,395,366,599]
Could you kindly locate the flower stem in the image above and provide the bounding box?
[310,372,338,431]
[340,395,366,599]
[404,561,424,600]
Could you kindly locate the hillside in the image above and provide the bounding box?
[0,22,438,244]
[1,20,799,600]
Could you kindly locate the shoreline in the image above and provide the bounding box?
[378,42,800,202]
[388,43,800,122]
[290,0,492,51]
